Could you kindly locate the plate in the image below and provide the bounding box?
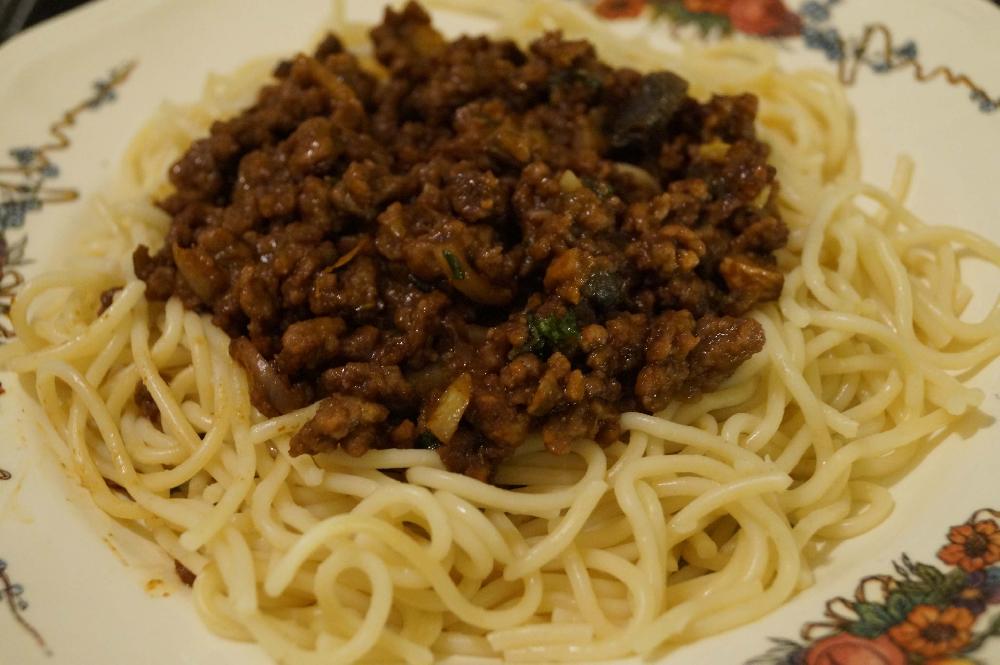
[1,1,999,663]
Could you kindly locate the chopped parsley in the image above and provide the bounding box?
[581,176,615,201]
[525,312,580,357]
[442,250,466,280]
[550,68,603,93]
[415,431,441,450]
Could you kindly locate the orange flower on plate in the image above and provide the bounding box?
[682,0,733,14]
[888,605,975,658]
[938,519,1000,572]
[594,0,647,19]
[727,0,802,37]
[804,633,906,665]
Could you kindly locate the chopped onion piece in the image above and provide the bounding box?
[428,373,473,443]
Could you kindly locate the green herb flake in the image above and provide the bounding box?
[442,250,466,281]
[581,176,615,201]
[550,68,603,93]
[415,431,441,450]
[526,312,580,357]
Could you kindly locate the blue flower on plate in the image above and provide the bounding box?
[0,559,28,611]
[9,147,36,167]
[894,40,917,61]
[86,67,128,109]
[802,26,843,61]
[799,1,829,23]
[953,567,1000,615]
[0,582,27,610]
[0,200,34,230]
[871,60,891,73]
[970,90,999,113]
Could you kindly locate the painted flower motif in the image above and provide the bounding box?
[680,0,800,37]
[750,511,1000,664]
[0,199,40,231]
[798,1,829,22]
[0,560,29,611]
[938,520,1000,572]
[683,0,732,13]
[802,25,843,61]
[894,40,918,61]
[727,0,801,37]
[804,633,906,665]
[594,0,647,19]
[8,147,37,167]
[86,74,121,109]
[952,568,1000,614]
[0,581,26,608]
[969,90,1000,114]
[887,605,975,658]
[1,234,25,268]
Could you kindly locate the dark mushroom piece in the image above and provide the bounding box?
[610,71,689,149]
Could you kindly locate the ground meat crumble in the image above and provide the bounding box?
[133,2,786,481]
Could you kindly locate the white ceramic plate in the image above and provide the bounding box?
[2,1,999,663]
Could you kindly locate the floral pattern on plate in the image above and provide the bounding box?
[748,509,1000,665]
[0,61,135,657]
[0,61,135,340]
[587,0,1000,114]
[595,0,801,36]
[0,558,49,656]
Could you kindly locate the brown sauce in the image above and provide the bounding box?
[134,2,787,481]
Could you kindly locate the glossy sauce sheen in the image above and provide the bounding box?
[133,2,787,481]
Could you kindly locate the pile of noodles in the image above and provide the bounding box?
[3,1,999,663]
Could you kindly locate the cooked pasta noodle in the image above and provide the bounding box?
[2,1,999,663]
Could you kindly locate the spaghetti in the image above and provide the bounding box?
[2,1,999,663]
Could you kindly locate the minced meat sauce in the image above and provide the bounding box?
[133,2,787,481]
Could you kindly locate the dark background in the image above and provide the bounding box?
[3,0,1000,43]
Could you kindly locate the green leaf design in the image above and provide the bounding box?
[650,0,731,37]
[849,602,897,638]
[885,590,916,623]
[912,561,945,586]
[932,568,970,604]
[895,579,935,606]
[893,555,965,605]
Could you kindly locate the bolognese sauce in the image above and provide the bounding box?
[134,2,787,481]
